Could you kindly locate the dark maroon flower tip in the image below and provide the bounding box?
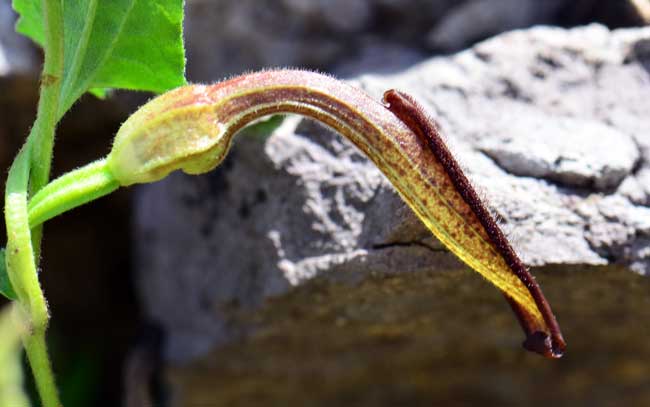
[384,88,566,359]
[523,331,566,359]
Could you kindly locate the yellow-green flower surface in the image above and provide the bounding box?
[107,70,565,358]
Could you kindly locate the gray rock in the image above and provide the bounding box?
[477,114,639,190]
[182,0,452,81]
[427,0,650,52]
[427,0,564,51]
[135,24,650,361]
[184,0,650,81]
[619,166,650,205]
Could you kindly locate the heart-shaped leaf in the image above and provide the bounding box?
[12,0,186,117]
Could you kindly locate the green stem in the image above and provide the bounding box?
[4,1,65,405]
[28,159,119,228]
[4,147,61,407]
[30,0,64,194]
[29,0,65,258]
[5,148,47,330]
[23,331,59,407]
[0,158,118,263]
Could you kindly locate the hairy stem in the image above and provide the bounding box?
[30,0,64,196]
[23,332,58,407]
[28,159,119,228]
[4,147,60,407]
[5,148,46,331]
[3,1,65,406]
[25,2,64,404]
[29,0,64,258]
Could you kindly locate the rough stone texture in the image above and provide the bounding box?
[477,117,639,190]
[134,24,650,362]
[184,0,650,81]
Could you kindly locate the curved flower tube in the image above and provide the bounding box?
[37,69,566,357]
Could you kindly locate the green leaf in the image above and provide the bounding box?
[13,0,44,46]
[13,0,186,117]
[88,88,108,99]
[0,249,18,301]
[245,115,286,140]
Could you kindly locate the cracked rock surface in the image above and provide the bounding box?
[134,24,650,361]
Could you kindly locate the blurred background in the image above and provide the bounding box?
[1,1,649,406]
